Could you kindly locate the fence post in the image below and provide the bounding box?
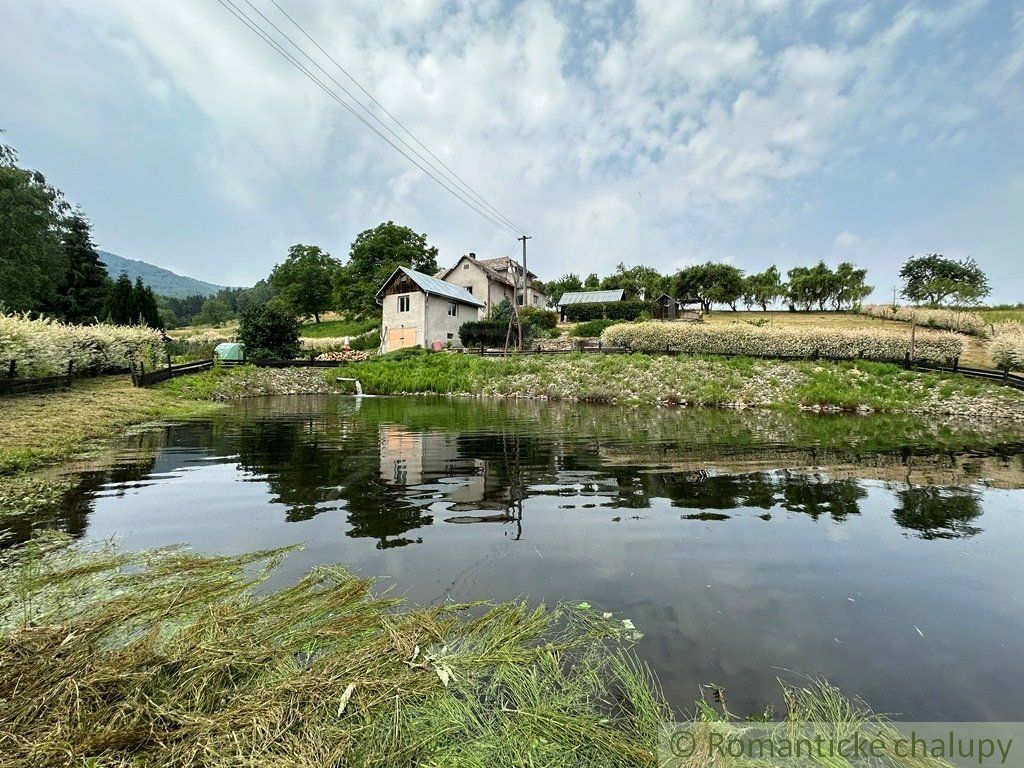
[139,361,146,387]
[1004,366,1010,382]
[66,360,74,385]
[8,360,14,379]
[167,350,172,370]
[904,352,911,370]
[952,356,959,372]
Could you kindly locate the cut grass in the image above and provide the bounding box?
[0,377,220,478]
[0,535,668,767]
[0,536,964,767]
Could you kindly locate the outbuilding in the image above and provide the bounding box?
[376,266,485,353]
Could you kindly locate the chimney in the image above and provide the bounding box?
[468,252,477,259]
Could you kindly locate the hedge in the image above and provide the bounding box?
[859,304,986,336]
[459,320,509,349]
[988,322,1024,371]
[563,300,648,322]
[0,313,165,378]
[601,321,964,363]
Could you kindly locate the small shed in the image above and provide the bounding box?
[556,289,625,321]
[214,342,245,361]
[653,294,680,320]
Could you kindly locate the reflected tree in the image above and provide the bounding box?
[892,486,983,539]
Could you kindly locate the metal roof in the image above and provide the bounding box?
[557,289,624,305]
[376,266,485,307]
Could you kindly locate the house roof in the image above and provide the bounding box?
[376,266,485,307]
[477,256,539,281]
[557,289,625,305]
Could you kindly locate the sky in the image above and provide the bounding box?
[2,0,1022,302]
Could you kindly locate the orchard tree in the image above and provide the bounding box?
[742,266,784,311]
[672,262,745,312]
[600,263,668,300]
[336,222,439,318]
[271,244,341,323]
[900,254,989,307]
[833,262,872,309]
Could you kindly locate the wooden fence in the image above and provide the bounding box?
[0,360,76,396]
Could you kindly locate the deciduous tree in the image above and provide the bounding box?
[271,244,342,323]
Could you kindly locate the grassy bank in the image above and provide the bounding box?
[0,536,955,768]
[317,351,1024,419]
[0,377,219,478]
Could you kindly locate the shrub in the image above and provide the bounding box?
[166,329,235,361]
[601,321,964,363]
[987,322,1024,371]
[563,300,648,322]
[519,306,558,331]
[458,319,509,349]
[570,319,617,338]
[238,304,301,360]
[860,304,986,335]
[0,313,165,378]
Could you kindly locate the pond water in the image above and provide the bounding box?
[7,395,1024,720]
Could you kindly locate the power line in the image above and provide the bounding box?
[215,0,522,239]
[265,0,526,236]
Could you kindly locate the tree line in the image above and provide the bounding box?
[0,137,166,328]
[543,261,873,313]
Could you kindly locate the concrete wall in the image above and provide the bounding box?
[424,294,475,349]
[380,290,425,352]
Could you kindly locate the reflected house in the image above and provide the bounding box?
[377,424,518,516]
[379,424,487,504]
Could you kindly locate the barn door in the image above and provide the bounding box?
[387,328,418,350]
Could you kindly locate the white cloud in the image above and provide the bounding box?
[1,0,1020,296]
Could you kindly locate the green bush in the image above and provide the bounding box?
[563,300,648,322]
[519,306,558,331]
[459,319,509,349]
[238,304,301,360]
[570,319,617,337]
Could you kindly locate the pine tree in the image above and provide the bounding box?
[51,209,110,322]
[106,273,134,324]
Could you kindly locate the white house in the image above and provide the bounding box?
[437,253,548,313]
[376,266,485,352]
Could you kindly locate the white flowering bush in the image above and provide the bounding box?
[859,304,986,335]
[300,337,352,354]
[168,329,235,360]
[987,322,1024,371]
[601,321,964,363]
[0,314,165,378]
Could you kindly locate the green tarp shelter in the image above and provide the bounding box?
[214,342,245,361]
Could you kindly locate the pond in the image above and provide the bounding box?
[7,395,1024,720]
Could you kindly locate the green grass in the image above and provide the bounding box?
[977,307,1024,325]
[300,318,379,338]
[322,351,1024,415]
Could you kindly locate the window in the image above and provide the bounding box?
[447,301,458,317]
[465,286,472,294]
[447,332,454,340]
[516,295,524,306]
[397,294,410,312]
[463,263,469,269]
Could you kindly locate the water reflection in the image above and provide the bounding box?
[6,396,1024,720]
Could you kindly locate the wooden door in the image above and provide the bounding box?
[387,328,418,351]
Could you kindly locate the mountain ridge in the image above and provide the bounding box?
[98,251,228,298]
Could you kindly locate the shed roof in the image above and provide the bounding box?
[557,289,625,305]
[376,266,485,307]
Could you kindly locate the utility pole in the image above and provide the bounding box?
[504,235,532,353]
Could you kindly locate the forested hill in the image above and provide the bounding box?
[98,251,226,298]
